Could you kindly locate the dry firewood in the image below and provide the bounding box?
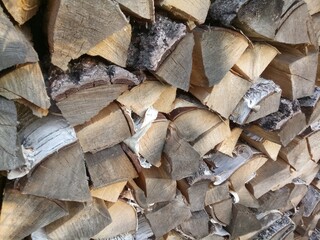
[91,181,127,202]
[0,63,50,116]
[2,0,41,25]
[116,0,155,21]
[190,72,252,118]
[136,166,176,205]
[300,186,320,217]
[0,6,38,71]
[245,99,307,147]
[283,183,308,212]
[88,24,132,67]
[20,143,91,202]
[145,193,192,238]
[241,130,281,161]
[231,79,282,125]
[76,102,132,153]
[299,87,320,125]
[46,0,128,70]
[205,182,230,206]
[135,215,154,240]
[45,198,111,240]
[179,210,210,239]
[305,0,320,15]
[215,127,243,157]
[93,201,137,239]
[117,80,176,117]
[236,186,260,208]
[50,58,140,126]
[262,45,318,100]
[206,198,233,226]
[85,144,138,188]
[313,13,320,46]
[296,213,320,238]
[0,186,67,240]
[185,159,215,185]
[291,160,320,185]
[306,129,320,162]
[8,115,77,179]
[127,180,148,209]
[232,43,279,81]
[163,125,200,180]
[190,27,248,87]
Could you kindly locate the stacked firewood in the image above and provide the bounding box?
[1,0,320,239]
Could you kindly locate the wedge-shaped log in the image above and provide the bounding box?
[20,143,91,202]
[205,182,230,206]
[179,210,210,239]
[0,187,67,240]
[76,102,132,153]
[299,87,320,125]
[116,0,154,20]
[45,198,111,240]
[307,129,320,162]
[85,144,138,188]
[206,198,233,226]
[191,27,248,87]
[90,181,127,203]
[216,127,243,157]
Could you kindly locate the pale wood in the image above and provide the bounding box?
[313,13,320,46]
[307,130,320,162]
[47,0,128,70]
[85,144,138,188]
[0,187,67,240]
[190,72,252,118]
[232,43,279,81]
[91,181,127,202]
[299,87,320,125]
[8,115,77,179]
[179,210,210,239]
[0,63,50,116]
[191,27,248,87]
[0,6,38,71]
[116,0,154,20]
[157,0,210,24]
[117,80,176,117]
[45,198,112,240]
[127,180,148,209]
[88,24,132,67]
[235,186,260,208]
[76,102,131,153]
[135,215,154,240]
[154,33,194,91]
[291,160,320,185]
[2,0,41,25]
[93,201,137,239]
[20,143,91,202]
[153,86,176,113]
[205,182,230,206]
[215,128,242,157]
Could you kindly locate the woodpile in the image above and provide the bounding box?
[2,0,320,239]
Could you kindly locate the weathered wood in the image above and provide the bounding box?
[47,0,128,70]
[190,72,252,118]
[0,5,38,71]
[205,182,230,206]
[231,79,282,125]
[291,160,320,185]
[76,102,132,153]
[313,13,320,46]
[127,180,148,209]
[206,198,233,226]
[88,24,132,67]
[0,187,67,240]
[305,0,320,15]
[8,115,77,179]
[0,63,50,116]
[307,130,320,162]
[20,143,91,202]
[299,87,320,125]
[2,0,41,25]
[116,0,155,21]
[236,186,260,208]
[190,27,248,87]
[215,127,242,157]
[91,181,127,202]
[154,33,194,91]
[45,198,112,240]
[179,210,210,239]
[85,144,138,188]
[93,201,137,239]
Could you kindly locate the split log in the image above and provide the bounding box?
[190,72,252,119]
[0,187,67,240]
[313,13,320,46]
[206,198,233,226]
[0,62,50,116]
[215,127,242,157]
[232,43,279,82]
[306,129,320,162]
[46,0,128,70]
[190,27,248,87]
[236,186,260,208]
[245,99,307,146]
[75,102,132,153]
[45,198,112,240]
[85,144,138,188]
[145,193,192,238]
[231,79,282,125]
[136,215,154,240]
[116,0,155,21]
[8,115,77,179]
[205,182,230,206]
[299,87,320,125]
[2,0,41,25]
[50,58,140,126]
[19,143,91,202]
[127,180,148,209]
[0,5,38,71]
[291,160,320,185]
[300,186,320,217]
[305,0,320,15]
[179,210,210,239]
[91,181,127,202]
[93,201,137,239]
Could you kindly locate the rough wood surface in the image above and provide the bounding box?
[216,128,243,157]
[179,210,210,239]
[299,87,320,125]
[116,0,154,20]
[47,0,128,70]
[191,27,248,87]
[0,187,67,240]
[205,182,229,206]
[91,181,127,202]
[307,130,320,162]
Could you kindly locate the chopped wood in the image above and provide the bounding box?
[299,87,320,125]
[300,186,320,217]
[116,0,155,21]
[45,198,112,240]
[85,144,138,188]
[91,181,127,202]
[305,0,320,15]
[185,159,215,185]
[2,0,41,25]
[207,198,233,226]
[215,127,243,157]
[313,13,320,46]
[190,72,252,118]
[127,180,148,209]
[0,187,67,240]
[236,186,260,208]
[291,160,320,185]
[307,130,320,162]
[205,182,230,206]
[190,27,248,87]
[179,210,210,239]
[75,102,132,153]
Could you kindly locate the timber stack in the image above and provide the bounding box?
[1,0,320,239]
